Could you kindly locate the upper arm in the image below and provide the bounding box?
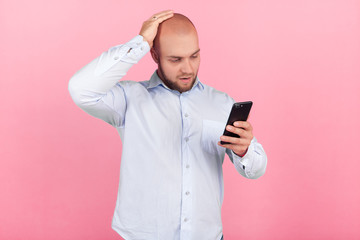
[69,82,127,128]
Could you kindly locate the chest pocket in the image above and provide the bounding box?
[201,119,226,158]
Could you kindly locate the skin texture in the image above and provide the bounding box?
[139,10,253,156]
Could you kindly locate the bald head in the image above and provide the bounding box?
[149,12,201,93]
[153,13,198,53]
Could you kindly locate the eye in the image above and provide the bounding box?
[191,55,199,59]
[170,58,181,62]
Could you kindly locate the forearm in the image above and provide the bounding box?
[68,35,150,102]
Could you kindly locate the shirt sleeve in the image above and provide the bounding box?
[68,35,150,128]
[226,137,267,179]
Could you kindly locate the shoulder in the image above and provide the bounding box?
[115,80,150,91]
[201,82,234,105]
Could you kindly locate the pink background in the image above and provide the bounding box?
[1,0,359,239]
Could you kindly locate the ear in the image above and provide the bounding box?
[150,48,159,64]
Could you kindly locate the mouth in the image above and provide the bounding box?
[179,76,192,83]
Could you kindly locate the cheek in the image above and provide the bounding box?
[192,60,200,72]
[193,57,200,66]
[162,63,179,77]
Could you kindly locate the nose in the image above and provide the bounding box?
[180,58,193,74]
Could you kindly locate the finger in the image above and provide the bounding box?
[153,12,174,23]
[233,121,248,129]
[233,121,252,131]
[219,135,243,145]
[218,141,235,150]
[225,125,253,140]
[221,135,252,146]
[150,10,174,20]
[225,125,247,137]
[218,141,248,156]
[152,10,174,17]
[218,141,248,155]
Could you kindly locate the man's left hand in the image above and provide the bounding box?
[218,121,253,157]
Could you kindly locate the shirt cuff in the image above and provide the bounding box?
[122,35,150,64]
[232,138,255,173]
[94,35,150,76]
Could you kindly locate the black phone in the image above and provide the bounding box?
[220,101,253,145]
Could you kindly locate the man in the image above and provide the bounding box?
[68,10,267,240]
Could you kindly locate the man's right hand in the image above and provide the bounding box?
[139,10,174,48]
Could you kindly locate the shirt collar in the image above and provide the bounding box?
[147,71,204,92]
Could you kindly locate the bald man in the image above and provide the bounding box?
[69,10,267,240]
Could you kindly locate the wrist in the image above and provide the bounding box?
[234,148,248,158]
[139,34,152,48]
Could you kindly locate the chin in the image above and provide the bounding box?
[178,81,195,92]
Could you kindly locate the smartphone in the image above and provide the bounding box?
[220,101,253,145]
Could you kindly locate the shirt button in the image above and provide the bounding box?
[185,137,189,142]
[185,191,190,195]
[186,165,190,169]
[114,56,119,60]
[184,218,188,222]
[185,113,189,117]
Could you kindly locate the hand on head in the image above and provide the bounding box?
[139,10,174,48]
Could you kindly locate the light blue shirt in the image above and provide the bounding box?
[68,35,267,240]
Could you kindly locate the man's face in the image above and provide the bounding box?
[154,32,200,93]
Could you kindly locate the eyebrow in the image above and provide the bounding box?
[167,49,201,58]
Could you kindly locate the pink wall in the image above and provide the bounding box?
[1,0,359,239]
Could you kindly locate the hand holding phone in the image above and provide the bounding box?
[220,101,253,145]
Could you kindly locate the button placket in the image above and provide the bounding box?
[179,95,192,237]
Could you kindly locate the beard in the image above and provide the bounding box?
[157,61,198,93]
